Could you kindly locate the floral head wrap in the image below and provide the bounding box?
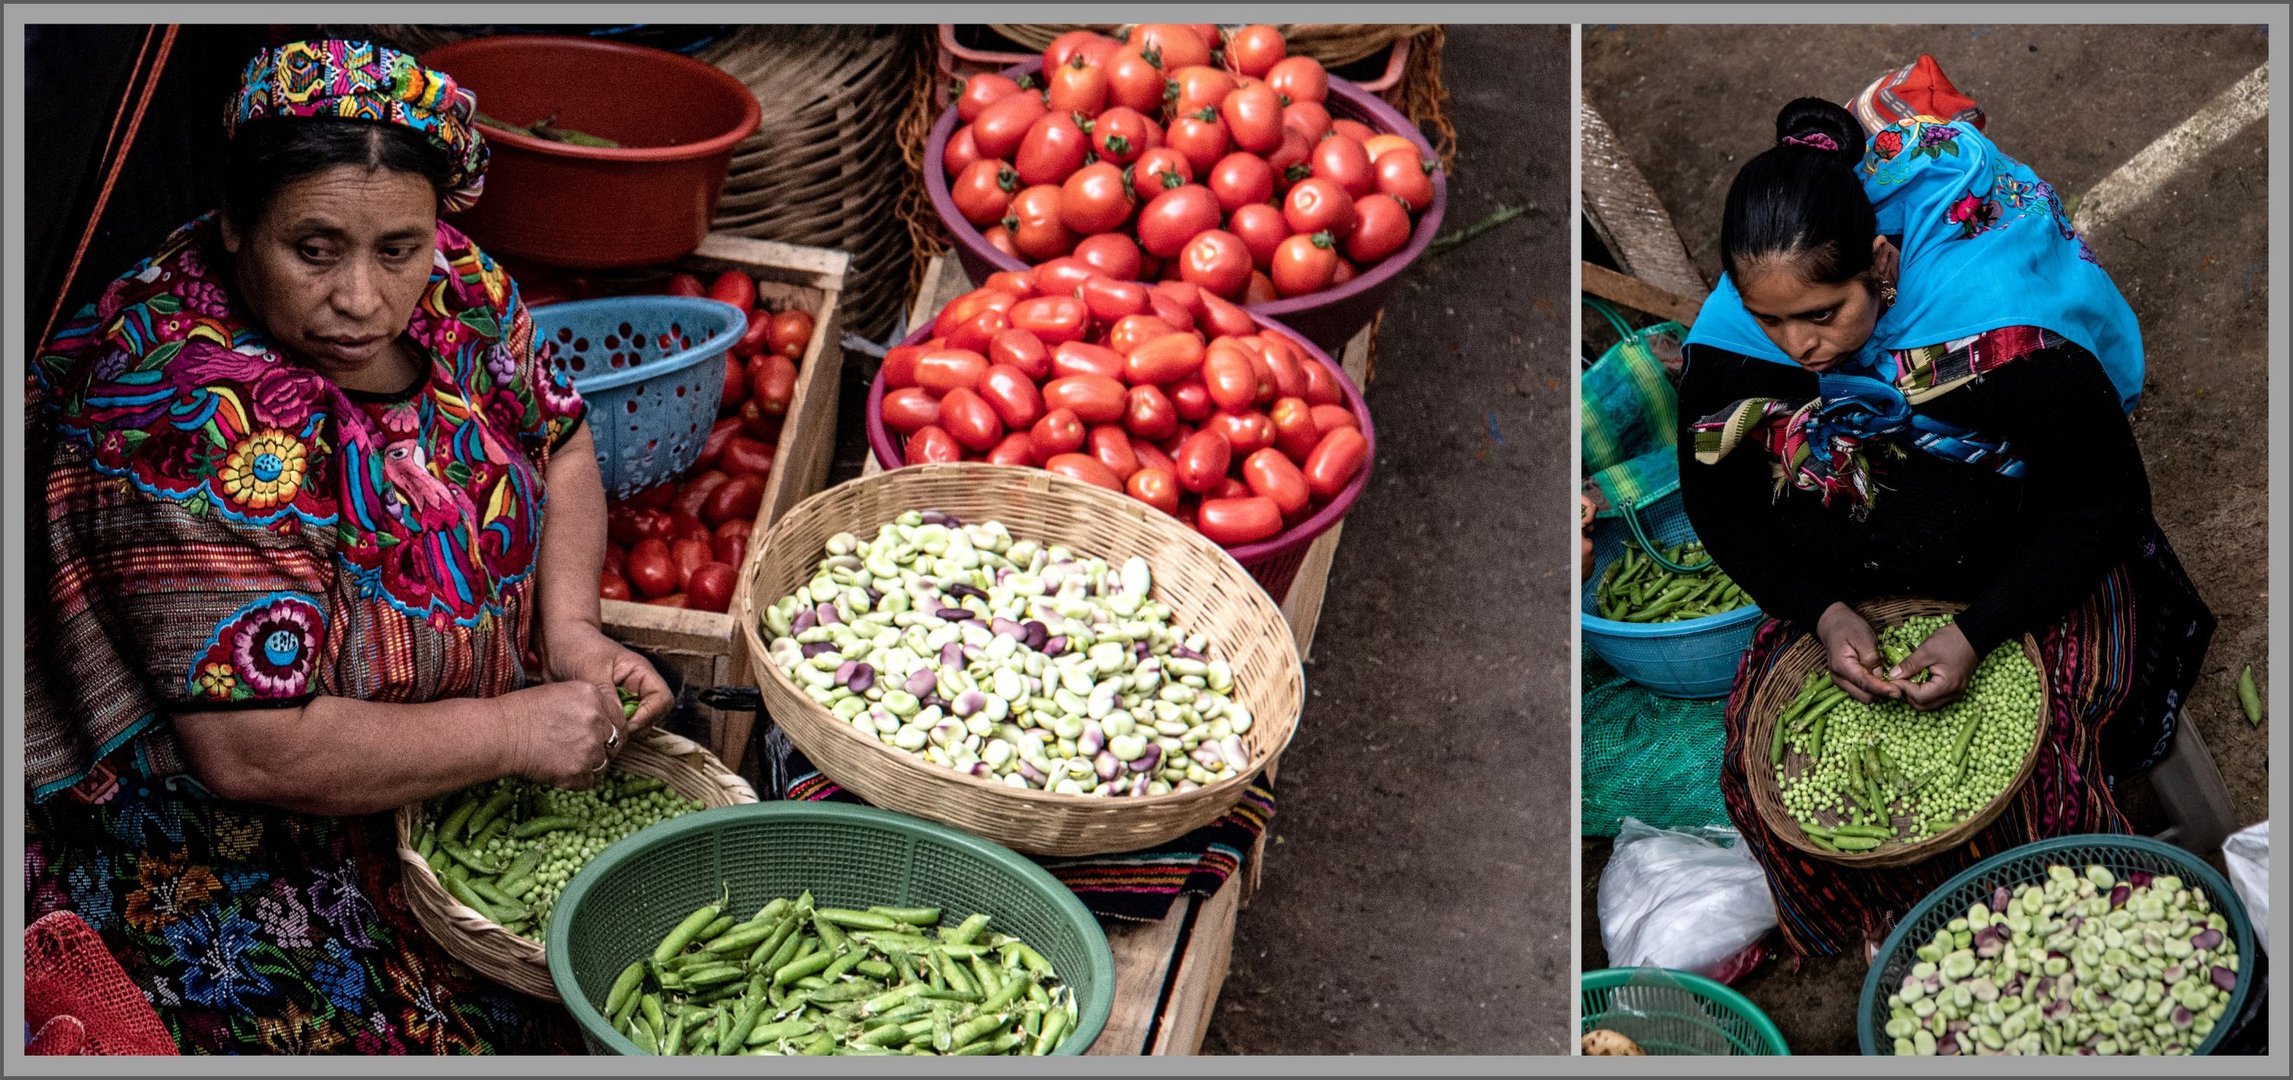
[226,40,489,211]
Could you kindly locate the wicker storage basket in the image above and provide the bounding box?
[1744,598,2048,870]
[736,464,1305,857]
[391,727,758,1000]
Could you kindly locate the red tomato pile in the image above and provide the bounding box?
[941,23,1439,304]
[596,270,817,614]
[876,263,1370,550]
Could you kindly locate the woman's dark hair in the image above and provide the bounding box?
[1718,98,1876,286]
[222,118,451,228]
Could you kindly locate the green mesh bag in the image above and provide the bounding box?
[1581,656,1733,839]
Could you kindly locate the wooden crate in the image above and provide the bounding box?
[595,234,849,769]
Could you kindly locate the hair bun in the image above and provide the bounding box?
[1774,97,1864,168]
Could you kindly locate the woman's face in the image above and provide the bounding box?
[1733,237,1900,373]
[222,165,437,375]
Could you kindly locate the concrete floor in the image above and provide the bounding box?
[1579,23,2272,1056]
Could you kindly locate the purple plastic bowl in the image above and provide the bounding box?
[865,314,1376,604]
[924,59,1447,356]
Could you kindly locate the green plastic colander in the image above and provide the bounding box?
[1581,968,1790,1055]
[1859,834,2257,1056]
[545,800,1115,1055]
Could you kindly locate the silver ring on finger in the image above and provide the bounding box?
[605,723,622,753]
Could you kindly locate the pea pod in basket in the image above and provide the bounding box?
[1595,540,1755,624]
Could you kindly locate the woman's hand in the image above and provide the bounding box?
[499,680,630,790]
[1816,602,1902,703]
[1888,621,1978,712]
[542,620,673,735]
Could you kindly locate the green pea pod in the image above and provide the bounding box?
[436,793,481,843]
[704,921,778,957]
[621,777,667,795]
[978,968,1031,1014]
[812,913,849,953]
[774,950,837,988]
[641,993,665,1035]
[437,838,501,876]
[442,875,498,921]
[869,905,945,927]
[816,908,905,932]
[619,686,643,719]
[1831,835,1885,852]
[821,949,868,983]
[2238,665,2262,726]
[511,815,581,839]
[654,898,726,964]
[500,846,548,882]
[464,788,519,841]
[602,959,648,1017]
[1032,1006,1071,1055]
[855,959,896,980]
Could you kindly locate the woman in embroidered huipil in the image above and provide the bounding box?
[1676,94,2215,957]
[26,41,673,1053]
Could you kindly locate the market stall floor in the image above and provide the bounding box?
[1579,23,2271,1056]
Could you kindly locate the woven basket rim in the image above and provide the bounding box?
[1745,598,2050,869]
[735,463,1303,840]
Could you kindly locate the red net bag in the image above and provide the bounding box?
[23,911,177,1055]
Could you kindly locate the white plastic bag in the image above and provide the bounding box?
[1598,817,1778,983]
[2223,820,2269,956]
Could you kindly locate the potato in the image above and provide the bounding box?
[1582,1029,1646,1056]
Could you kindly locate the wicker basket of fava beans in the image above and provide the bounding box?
[394,726,757,999]
[1745,598,2048,870]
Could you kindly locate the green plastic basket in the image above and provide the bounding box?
[1859,834,2257,1056]
[545,800,1115,1055]
[1580,968,1790,1055]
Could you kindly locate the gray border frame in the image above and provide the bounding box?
[4,3,2286,1074]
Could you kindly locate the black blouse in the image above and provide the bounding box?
[1675,340,2153,657]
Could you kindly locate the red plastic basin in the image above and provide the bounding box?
[421,35,760,270]
[924,58,1446,356]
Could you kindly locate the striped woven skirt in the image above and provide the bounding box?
[1718,523,2215,956]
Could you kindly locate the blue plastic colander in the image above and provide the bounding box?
[532,296,745,500]
[1581,491,1765,699]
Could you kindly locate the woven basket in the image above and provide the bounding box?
[391,726,758,1000]
[1744,599,2048,870]
[736,464,1305,857]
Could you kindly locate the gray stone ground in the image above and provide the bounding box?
[1578,23,2272,1056]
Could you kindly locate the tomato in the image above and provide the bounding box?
[1168,65,1237,116]
[1032,257,1100,298]
[983,225,1019,259]
[1258,337,1310,401]
[1121,332,1202,385]
[769,309,814,360]
[1219,83,1287,155]
[1266,128,1316,194]
[1080,275,1149,323]
[1335,194,1410,267]
[1015,113,1090,188]
[749,354,798,416]
[1310,403,1359,436]
[1133,24,1211,71]
[973,432,1029,468]
[697,417,743,471]
[1146,286,1198,332]
[1044,30,1119,71]
[1172,428,1233,493]
[1201,342,1261,412]
[663,272,706,298]
[935,285,1019,338]
[670,537,713,588]
[881,344,924,390]
[1130,147,1193,203]
[1136,185,1222,260]
[1206,152,1275,215]
[1265,56,1329,107]
[1163,110,1232,177]
[880,387,941,439]
[1197,496,1284,546]
[972,89,1047,160]
[988,327,1052,381]
[1045,54,1108,118]
[1044,342,1122,382]
[943,124,985,178]
[718,356,749,416]
[645,592,689,609]
[628,482,676,512]
[937,387,1005,452]
[1037,452,1118,492]
[1198,292,1257,340]
[626,539,679,600]
[1122,383,1180,442]
[982,270,1038,299]
[1056,162,1132,235]
[964,364,1039,432]
[1269,397,1321,462]
[1073,234,1144,282]
[1282,98,1332,144]
[703,474,766,529]
[1088,424,1141,481]
[1361,134,1415,163]
[675,470,729,522]
[1375,148,1438,213]
[1220,204,1288,273]
[946,308,1009,355]
[1118,466,1180,515]
[1207,410,1277,457]
[911,348,987,395]
[1133,438,1179,477]
[957,71,1024,123]
[1170,379,1216,422]
[686,562,738,614]
[713,518,751,567]
[1104,46,1167,114]
[1178,230,1252,299]
[1304,425,1368,500]
[1028,408,1087,464]
[1088,106,1161,167]
[952,159,1019,227]
[1269,232,1339,297]
[1301,355,1346,406]
[1224,24,1286,78]
[1284,177,1357,235]
[600,569,632,602]
[740,399,784,442]
[904,425,963,465]
[1041,374,1127,424]
[1241,447,1313,516]
[1102,314,1172,355]
[1008,295,1089,345]
[1311,134,1376,200]
[732,304,772,357]
[607,506,643,549]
